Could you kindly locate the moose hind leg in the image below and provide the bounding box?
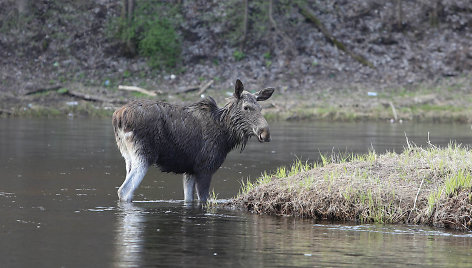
[124,154,132,175]
[195,174,212,203]
[118,158,149,202]
[183,174,195,202]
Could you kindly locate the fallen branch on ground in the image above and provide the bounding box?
[389,101,398,121]
[0,108,12,115]
[118,85,161,96]
[65,90,109,102]
[24,85,62,95]
[197,80,214,95]
[65,90,125,104]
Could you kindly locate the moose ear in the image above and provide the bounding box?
[234,79,244,99]
[255,87,274,101]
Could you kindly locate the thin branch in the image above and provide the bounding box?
[118,85,158,96]
[408,178,424,222]
[389,101,398,121]
[197,80,214,95]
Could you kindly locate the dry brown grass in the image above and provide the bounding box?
[231,144,472,231]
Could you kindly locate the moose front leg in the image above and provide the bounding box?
[195,174,212,203]
[183,174,196,203]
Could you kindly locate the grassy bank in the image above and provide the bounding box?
[2,99,470,123]
[231,144,472,231]
[263,77,472,123]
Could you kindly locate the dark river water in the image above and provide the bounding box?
[1,118,472,267]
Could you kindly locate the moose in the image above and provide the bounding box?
[112,79,274,202]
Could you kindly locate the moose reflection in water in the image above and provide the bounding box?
[112,80,275,202]
[114,203,145,267]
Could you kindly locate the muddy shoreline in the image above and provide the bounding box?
[1,76,471,124]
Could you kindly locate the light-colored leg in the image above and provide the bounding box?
[118,158,148,202]
[183,174,195,203]
[195,174,212,203]
[116,132,133,178]
[117,130,136,177]
[124,154,131,176]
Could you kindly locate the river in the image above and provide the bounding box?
[1,119,471,267]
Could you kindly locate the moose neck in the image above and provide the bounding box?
[187,97,248,152]
[219,99,249,152]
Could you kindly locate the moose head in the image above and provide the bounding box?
[231,79,274,143]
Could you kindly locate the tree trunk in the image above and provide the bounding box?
[395,0,403,30]
[121,0,127,19]
[121,0,136,55]
[241,0,248,49]
[268,0,276,30]
[127,0,134,22]
[429,0,440,27]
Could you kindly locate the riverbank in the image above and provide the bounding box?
[1,76,471,124]
[231,144,472,231]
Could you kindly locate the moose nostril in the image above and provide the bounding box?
[259,129,271,142]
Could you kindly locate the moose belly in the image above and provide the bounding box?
[155,152,195,174]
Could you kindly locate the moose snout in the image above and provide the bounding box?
[257,127,271,142]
